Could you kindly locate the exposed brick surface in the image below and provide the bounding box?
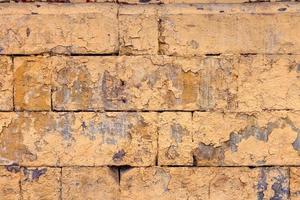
[17,55,238,111]
[159,5,300,55]
[237,55,300,111]
[62,167,119,200]
[21,167,61,200]
[0,166,20,199]
[119,6,159,55]
[14,57,51,111]
[0,4,118,54]
[120,167,289,200]
[0,57,13,111]
[0,2,299,199]
[0,112,158,166]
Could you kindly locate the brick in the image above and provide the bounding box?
[51,56,115,111]
[162,0,246,2]
[0,112,158,166]
[14,57,51,111]
[159,4,300,55]
[158,111,300,166]
[120,167,289,200]
[62,167,119,200]
[119,6,159,55]
[51,55,237,111]
[162,0,296,3]
[158,112,193,166]
[291,168,300,200]
[21,167,61,200]
[0,4,118,54]
[192,111,300,166]
[118,0,161,3]
[0,57,13,111]
[0,166,20,200]
[237,55,300,111]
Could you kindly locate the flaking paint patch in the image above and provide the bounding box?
[23,168,47,182]
[0,114,37,165]
[193,115,300,165]
[257,168,268,200]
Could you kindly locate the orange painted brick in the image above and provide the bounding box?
[159,4,300,55]
[237,55,300,111]
[62,167,119,200]
[158,111,300,166]
[0,166,20,200]
[119,6,159,55]
[193,111,300,166]
[0,57,13,111]
[0,4,118,54]
[21,167,61,200]
[158,112,193,166]
[14,57,51,111]
[291,168,300,200]
[0,112,158,166]
[121,167,289,200]
[51,55,237,111]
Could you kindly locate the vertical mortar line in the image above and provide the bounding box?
[12,56,15,112]
[118,167,121,185]
[157,16,162,55]
[156,123,159,166]
[50,57,53,112]
[191,111,197,166]
[117,4,120,56]
[59,167,63,200]
[118,167,121,199]
[50,82,53,111]
[288,167,291,199]
[19,171,23,200]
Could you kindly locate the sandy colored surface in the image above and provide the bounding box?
[0,2,299,200]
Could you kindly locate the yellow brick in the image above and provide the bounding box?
[0,112,158,166]
[0,4,118,54]
[118,0,161,3]
[158,111,300,166]
[120,167,289,200]
[193,111,300,166]
[237,55,300,111]
[0,57,13,111]
[291,168,300,200]
[21,167,61,200]
[162,0,246,2]
[0,166,20,200]
[160,5,300,55]
[14,57,51,111]
[119,6,159,55]
[51,55,237,111]
[62,167,119,200]
[52,56,115,111]
[158,112,193,166]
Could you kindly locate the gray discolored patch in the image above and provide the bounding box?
[23,168,47,181]
[257,168,268,200]
[171,124,184,143]
[113,149,126,162]
[5,164,21,173]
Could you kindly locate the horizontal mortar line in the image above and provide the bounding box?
[0,109,298,113]
[1,53,300,57]
[158,164,299,168]
[0,53,120,57]
[2,164,300,168]
[0,1,298,5]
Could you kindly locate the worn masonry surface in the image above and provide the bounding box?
[0,1,300,200]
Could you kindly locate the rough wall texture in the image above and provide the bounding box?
[0,1,299,200]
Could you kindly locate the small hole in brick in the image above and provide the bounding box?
[278,8,287,12]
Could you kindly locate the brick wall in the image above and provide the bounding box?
[0,1,299,199]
